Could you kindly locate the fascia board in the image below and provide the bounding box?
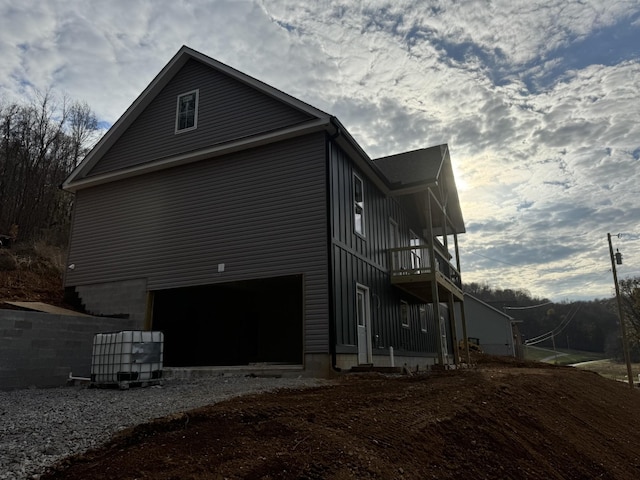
[464,293,515,320]
[63,118,330,192]
[184,47,331,120]
[387,180,438,196]
[63,47,193,189]
[329,117,392,194]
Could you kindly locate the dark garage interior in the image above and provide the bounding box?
[152,275,303,367]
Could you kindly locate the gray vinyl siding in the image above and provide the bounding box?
[328,141,438,355]
[66,133,329,353]
[88,59,314,176]
[460,297,514,356]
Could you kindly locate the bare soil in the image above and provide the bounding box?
[0,245,73,310]
[5,253,640,479]
[0,269,68,308]
[40,358,640,480]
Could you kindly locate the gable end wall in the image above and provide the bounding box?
[66,133,330,353]
[89,59,314,176]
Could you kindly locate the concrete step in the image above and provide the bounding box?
[164,364,305,380]
[348,365,404,374]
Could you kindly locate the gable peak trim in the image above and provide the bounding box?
[63,45,330,190]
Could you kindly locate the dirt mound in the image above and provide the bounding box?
[0,243,70,309]
[41,361,640,480]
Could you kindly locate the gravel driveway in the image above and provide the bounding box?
[0,375,329,480]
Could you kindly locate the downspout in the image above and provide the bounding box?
[455,234,470,363]
[460,295,471,364]
[426,190,444,366]
[440,187,459,366]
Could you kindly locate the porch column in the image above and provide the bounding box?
[426,190,444,365]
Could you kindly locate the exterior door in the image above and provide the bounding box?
[356,284,372,365]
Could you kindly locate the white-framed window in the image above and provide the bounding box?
[175,89,199,133]
[419,305,428,332]
[353,173,365,236]
[401,300,409,328]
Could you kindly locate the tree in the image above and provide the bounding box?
[619,277,640,346]
[0,92,98,245]
[463,282,619,353]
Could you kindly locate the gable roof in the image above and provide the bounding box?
[374,146,444,187]
[374,145,465,234]
[464,294,516,321]
[62,45,465,237]
[63,46,332,192]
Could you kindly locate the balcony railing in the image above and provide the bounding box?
[388,245,462,290]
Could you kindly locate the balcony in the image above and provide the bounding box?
[388,245,463,303]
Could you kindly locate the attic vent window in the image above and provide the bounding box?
[175,90,198,133]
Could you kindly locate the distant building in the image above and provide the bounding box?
[456,294,521,357]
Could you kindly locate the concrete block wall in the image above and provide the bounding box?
[0,309,134,390]
[76,278,148,328]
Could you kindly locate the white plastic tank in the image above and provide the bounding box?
[91,331,164,387]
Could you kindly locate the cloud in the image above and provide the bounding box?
[0,0,639,301]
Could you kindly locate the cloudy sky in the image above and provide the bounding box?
[1,0,639,302]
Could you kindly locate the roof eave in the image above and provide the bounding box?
[63,118,330,192]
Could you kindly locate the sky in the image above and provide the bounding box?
[1,0,639,302]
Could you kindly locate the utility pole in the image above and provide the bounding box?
[608,233,634,388]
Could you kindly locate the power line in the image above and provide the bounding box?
[504,302,553,311]
[468,251,523,268]
[524,306,581,346]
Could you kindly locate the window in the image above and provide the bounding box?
[419,305,428,332]
[175,90,199,133]
[401,300,409,328]
[353,174,365,236]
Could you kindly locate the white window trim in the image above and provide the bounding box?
[356,283,373,364]
[175,89,199,134]
[401,300,410,329]
[353,173,365,238]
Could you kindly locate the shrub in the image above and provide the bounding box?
[0,250,17,271]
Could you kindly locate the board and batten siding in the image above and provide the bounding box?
[328,141,439,356]
[88,59,314,176]
[66,133,330,353]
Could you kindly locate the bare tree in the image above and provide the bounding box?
[0,92,98,245]
[619,277,640,345]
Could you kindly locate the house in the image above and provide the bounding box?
[62,46,468,375]
[455,294,521,357]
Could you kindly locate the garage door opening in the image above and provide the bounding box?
[152,275,303,367]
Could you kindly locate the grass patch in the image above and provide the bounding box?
[573,359,640,384]
[524,346,640,384]
[523,345,606,365]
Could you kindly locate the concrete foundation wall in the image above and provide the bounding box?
[335,353,438,372]
[0,309,134,390]
[75,278,148,328]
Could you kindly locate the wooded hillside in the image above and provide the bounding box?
[464,282,624,357]
[0,93,98,246]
